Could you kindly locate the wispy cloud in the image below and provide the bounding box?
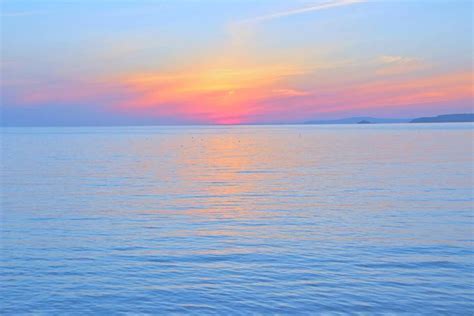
[376,55,426,76]
[379,55,417,65]
[238,0,366,24]
[1,10,47,17]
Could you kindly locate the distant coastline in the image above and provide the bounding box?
[410,113,474,123]
[304,117,409,125]
[305,113,474,125]
[2,113,473,127]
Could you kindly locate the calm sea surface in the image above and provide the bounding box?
[1,124,473,314]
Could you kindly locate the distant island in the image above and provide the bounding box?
[304,117,409,124]
[410,113,474,123]
[304,113,474,125]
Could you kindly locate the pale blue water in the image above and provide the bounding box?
[1,124,473,314]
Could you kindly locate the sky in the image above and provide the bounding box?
[1,0,472,125]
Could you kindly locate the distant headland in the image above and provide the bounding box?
[410,113,474,123]
[304,113,474,125]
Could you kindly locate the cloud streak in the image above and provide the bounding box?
[376,55,426,76]
[238,0,366,24]
[1,10,47,17]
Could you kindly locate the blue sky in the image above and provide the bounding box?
[1,0,472,125]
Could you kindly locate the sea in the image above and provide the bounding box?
[1,123,473,314]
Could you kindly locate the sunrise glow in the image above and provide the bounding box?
[1,0,472,125]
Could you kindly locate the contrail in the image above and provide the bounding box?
[238,0,366,24]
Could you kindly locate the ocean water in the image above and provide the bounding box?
[1,124,473,314]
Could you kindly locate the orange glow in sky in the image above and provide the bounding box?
[1,0,472,125]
